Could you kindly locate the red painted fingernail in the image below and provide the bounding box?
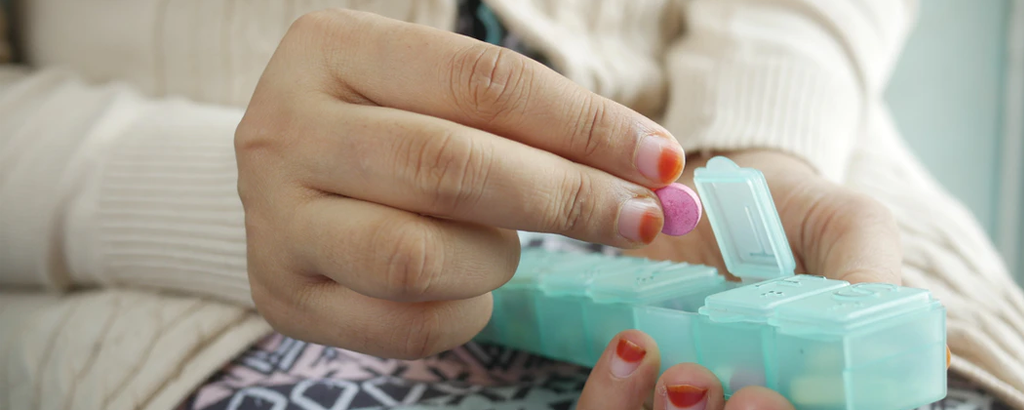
[638,210,661,243]
[637,134,685,184]
[610,338,646,378]
[666,384,708,410]
[617,198,663,244]
[658,146,685,183]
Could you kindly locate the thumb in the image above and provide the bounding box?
[576,330,661,410]
[781,179,903,285]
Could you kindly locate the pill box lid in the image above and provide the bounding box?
[504,249,568,288]
[693,157,796,280]
[770,283,937,334]
[588,263,722,304]
[698,275,849,323]
[538,256,644,296]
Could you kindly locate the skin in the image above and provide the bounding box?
[234,9,904,408]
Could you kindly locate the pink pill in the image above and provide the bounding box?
[654,183,702,236]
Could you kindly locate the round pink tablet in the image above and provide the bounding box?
[654,183,702,236]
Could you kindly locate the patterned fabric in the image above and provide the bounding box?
[175,2,1011,409]
[178,336,586,410]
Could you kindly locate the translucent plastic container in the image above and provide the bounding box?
[770,283,947,410]
[696,275,850,395]
[585,263,722,363]
[474,157,948,409]
[535,256,642,365]
[479,249,558,349]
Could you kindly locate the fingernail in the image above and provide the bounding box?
[665,384,708,410]
[947,345,951,368]
[617,197,663,244]
[636,134,684,184]
[611,338,646,378]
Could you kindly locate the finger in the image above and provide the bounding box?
[783,180,903,285]
[289,194,520,303]
[652,362,725,410]
[723,386,795,410]
[299,103,664,247]
[250,266,492,360]
[294,9,685,187]
[576,330,661,410]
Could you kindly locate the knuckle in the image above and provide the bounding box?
[497,231,523,281]
[289,8,356,38]
[803,188,900,246]
[394,308,445,359]
[378,221,446,301]
[234,106,303,208]
[249,276,294,334]
[249,280,276,321]
[234,117,280,208]
[448,44,532,123]
[408,129,491,213]
[567,94,613,159]
[543,170,594,234]
[839,193,898,229]
[234,112,278,160]
[287,8,370,71]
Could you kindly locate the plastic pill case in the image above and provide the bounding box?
[474,157,947,410]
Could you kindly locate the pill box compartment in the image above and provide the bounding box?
[695,275,850,396]
[534,256,649,366]
[635,274,736,375]
[480,249,557,351]
[586,263,723,364]
[770,283,947,410]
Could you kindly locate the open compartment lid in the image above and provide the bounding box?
[693,157,796,280]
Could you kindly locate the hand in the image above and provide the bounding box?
[578,329,795,410]
[626,150,902,285]
[234,9,686,359]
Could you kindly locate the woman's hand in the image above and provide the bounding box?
[627,150,902,285]
[234,9,686,359]
[579,330,795,410]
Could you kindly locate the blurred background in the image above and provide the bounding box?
[886,0,1023,283]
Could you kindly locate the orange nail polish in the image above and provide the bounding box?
[657,147,684,184]
[947,345,951,368]
[618,199,663,243]
[666,384,708,408]
[638,210,662,244]
[616,338,647,362]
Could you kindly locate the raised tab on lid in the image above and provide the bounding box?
[771,283,936,334]
[588,262,721,304]
[538,255,640,296]
[699,275,849,323]
[693,157,796,280]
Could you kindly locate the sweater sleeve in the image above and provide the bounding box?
[661,0,918,182]
[0,67,255,307]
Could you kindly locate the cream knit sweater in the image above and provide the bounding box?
[1,0,1023,409]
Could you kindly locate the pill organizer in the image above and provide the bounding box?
[474,157,947,410]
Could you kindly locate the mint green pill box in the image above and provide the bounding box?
[475,157,947,410]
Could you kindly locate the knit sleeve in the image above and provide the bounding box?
[661,0,918,182]
[0,68,254,307]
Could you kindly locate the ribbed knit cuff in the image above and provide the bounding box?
[64,97,254,307]
[661,52,862,183]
